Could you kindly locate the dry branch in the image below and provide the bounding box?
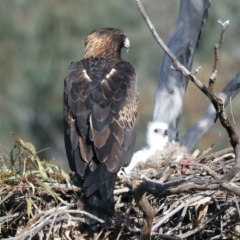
[181,72,240,150]
[153,0,211,141]
[132,179,155,240]
[142,0,212,141]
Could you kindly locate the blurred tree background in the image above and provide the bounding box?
[0,0,240,171]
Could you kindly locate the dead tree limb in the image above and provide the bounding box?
[132,179,155,240]
[180,72,240,151]
[134,0,211,141]
[209,20,228,92]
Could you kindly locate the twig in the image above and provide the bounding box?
[174,161,221,180]
[46,204,62,240]
[152,194,210,231]
[229,97,236,128]
[18,203,76,235]
[3,215,84,240]
[193,66,202,76]
[151,234,181,240]
[209,20,229,94]
[234,194,240,218]
[94,228,104,240]
[198,147,233,163]
[196,132,221,161]
[212,153,234,163]
[114,187,130,195]
[0,212,20,223]
[15,208,104,240]
[116,200,134,240]
[158,166,176,182]
[213,198,223,238]
[168,202,189,235]
[180,204,231,238]
[45,182,80,191]
[134,0,209,91]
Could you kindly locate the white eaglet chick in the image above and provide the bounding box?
[118,121,169,176]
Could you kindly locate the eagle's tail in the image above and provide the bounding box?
[82,165,117,230]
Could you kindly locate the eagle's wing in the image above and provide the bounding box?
[63,58,138,182]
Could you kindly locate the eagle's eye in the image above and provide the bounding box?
[154,129,158,133]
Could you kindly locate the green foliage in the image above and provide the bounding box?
[0,134,69,186]
[0,136,72,238]
[0,0,240,171]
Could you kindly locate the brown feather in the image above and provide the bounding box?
[73,146,88,177]
[104,140,121,172]
[110,120,125,146]
[90,115,111,149]
[79,137,93,163]
[91,104,112,133]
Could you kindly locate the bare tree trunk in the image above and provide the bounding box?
[153,0,211,142]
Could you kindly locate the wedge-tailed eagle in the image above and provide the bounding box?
[63,28,138,228]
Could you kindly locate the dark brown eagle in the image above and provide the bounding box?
[63,28,138,228]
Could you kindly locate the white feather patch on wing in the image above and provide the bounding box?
[82,69,92,82]
[101,68,117,87]
[106,68,116,79]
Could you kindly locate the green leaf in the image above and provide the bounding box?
[36,158,49,180]
[55,164,70,180]
[27,181,35,195]
[36,179,57,201]
[36,179,69,204]
[45,164,54,174]
[19,138,36,156]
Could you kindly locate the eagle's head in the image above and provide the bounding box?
[147,121,169,151]
[84,28,130,59]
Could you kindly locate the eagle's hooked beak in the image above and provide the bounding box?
[124,37,130,53]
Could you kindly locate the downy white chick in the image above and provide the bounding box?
[118,121,169,176]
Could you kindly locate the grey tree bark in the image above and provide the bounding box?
[153,0,211,142]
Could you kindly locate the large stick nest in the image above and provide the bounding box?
[114,144,240,240]
[1,138,240,240]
